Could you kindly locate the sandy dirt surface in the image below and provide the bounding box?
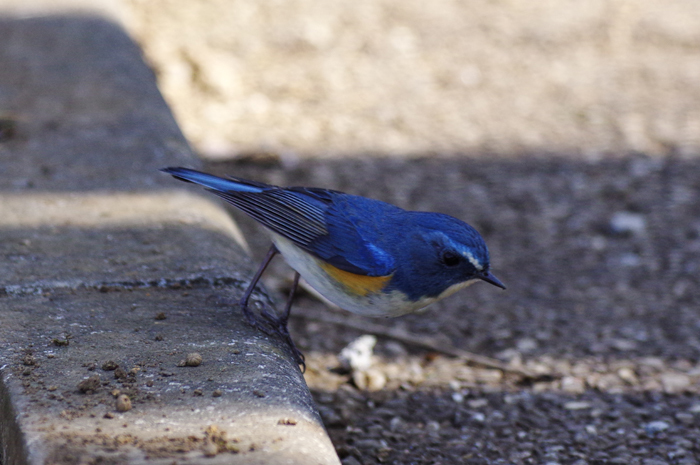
[123,1,700,463]
[124,0,700,159]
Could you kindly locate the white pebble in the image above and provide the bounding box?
[644,421,670,434]
[564,401,592,410]
[339,335,376,372]
[610,211,646,235]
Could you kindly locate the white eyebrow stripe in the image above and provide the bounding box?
[462,251,483,270]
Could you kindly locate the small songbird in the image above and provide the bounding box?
[161,167,505,367]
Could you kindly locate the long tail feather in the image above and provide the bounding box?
[160,167,265,193]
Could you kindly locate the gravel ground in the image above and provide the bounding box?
[122,1,700,463]
[206,154,700,465]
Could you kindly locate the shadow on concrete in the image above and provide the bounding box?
[0,12,338,465]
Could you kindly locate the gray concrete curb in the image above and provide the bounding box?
[0,2,339,464]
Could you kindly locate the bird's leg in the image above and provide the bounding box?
[239,244,278,329]
[239,247,306,370]
[261,271,305,370]
[280,271,300,325]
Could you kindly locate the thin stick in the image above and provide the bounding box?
[300,311,541,379]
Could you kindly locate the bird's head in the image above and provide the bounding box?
[396,213,505,300]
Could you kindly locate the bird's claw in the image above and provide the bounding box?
[261,310,306,372]
[239,301,264,330]
[239,302,306,372]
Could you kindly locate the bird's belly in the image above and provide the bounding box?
[271,234,421,317]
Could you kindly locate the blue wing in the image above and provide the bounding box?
[161,167,396,276]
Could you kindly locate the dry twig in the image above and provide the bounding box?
[299,311,541,379]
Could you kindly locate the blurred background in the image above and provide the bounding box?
[121,1,700,462]
[124,0,700,160]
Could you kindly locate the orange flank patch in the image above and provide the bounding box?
[320,262,392,297]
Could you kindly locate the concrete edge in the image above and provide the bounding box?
[0,365,27,465]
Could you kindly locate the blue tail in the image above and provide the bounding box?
[160,167,265,193]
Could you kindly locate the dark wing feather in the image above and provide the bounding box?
[210,187,395,276]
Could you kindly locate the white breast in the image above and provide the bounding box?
[270,234,479,318]
[271,234,390,316]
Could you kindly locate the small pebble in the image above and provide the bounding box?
[389,416,404,432]
[610,211,646,235]
[365,368,387,391]
[338,335,376,372]
[212,389,222,397]
[52,337,70,347]
[77,375,101,393]
[618,252,639,267]
[564,401,592,410]
[202,440,218,457]
[102,360,118,371]
[193,389,203,396]
[660,373,691,393]
[426,420,440,432]
[617,367,637,383]
[155,312,167,320]
[675,412,694,425]
[560,376,586,394]
[116,394,132,412]
[352,368,386,391]
[183,353,203,367]
[644,420,670,434]
[468,398,488,408]
[516,337,538,353]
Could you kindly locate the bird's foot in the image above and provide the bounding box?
[239,300,268,332]
[260,310,306,372]
[239,302,306,372]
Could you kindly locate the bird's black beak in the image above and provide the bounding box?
[479,271,506,290]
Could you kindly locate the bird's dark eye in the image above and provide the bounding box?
[441,251,461,267]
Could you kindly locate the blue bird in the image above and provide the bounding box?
[161,167,505,367]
